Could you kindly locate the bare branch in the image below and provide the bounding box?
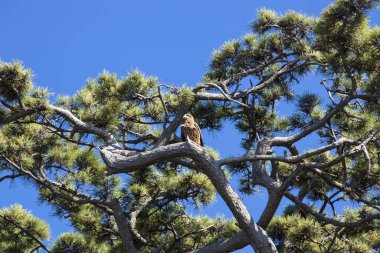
[304,166,380,210]
[217,136,357,167]
[0,172,22,183]
[321,79,338,106]
[158,86,170,129]
[204,83,251,109]
[285,192,380,227]
[194,55,302,102]
[242,60,301,96]
[221,53,294,87]
[271,75,359,146]
[0,104,118,145]
[301,128,379,170]
[49,105,117,144]
[153,106,188,148]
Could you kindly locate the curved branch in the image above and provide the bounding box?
[0,107,41,124]
[0,104,117,144]
[102,142,197,174]
[129,196,153,245]
[103,140,277,252]
[194,55,302,103]
[0,172,22,182]
[217,136,357,167]
[193,184,283,253]
[48,105,117,144]
[192,232,249,253]
[271,92,355,146]
[285,192,380,228]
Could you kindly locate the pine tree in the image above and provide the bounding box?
[0,0,379,252]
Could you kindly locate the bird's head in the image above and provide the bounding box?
[182,114,194,124]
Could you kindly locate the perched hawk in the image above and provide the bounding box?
[181,114,204,146]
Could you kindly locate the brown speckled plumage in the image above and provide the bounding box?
[181,114,204,146]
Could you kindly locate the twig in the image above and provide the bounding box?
[158,86,170,129]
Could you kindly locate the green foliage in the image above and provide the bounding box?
[170,86,195,110]
[138,205,239,253]
[118,70,157,99]
[268,213,379,253]
[251,9,278,34]
[51,232,111,253]
[0,123,57,171]
[23,87,49,107]
[315,0,376,50]
[297,93,321,114]
[0,205,49,253]
[192,101,234,130]
[205,146,220,160]
[315,0,380,75]
[0,61,33,102]
[71,70,161,131]
[119,167,242,252]
[128,168,216,208]
[0,1,379,252]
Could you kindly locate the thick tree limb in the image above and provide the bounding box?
[0,107,41,124]
[103,135,361,174]
[192,147,277,253]
[104,140,277,252]
[102,142,197,174]
[193,174,283,253]
[110,200,141,253]
[196,189,283,253]
[191,232,249,253]
[129,196,153,245]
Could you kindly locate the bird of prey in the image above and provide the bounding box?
[181,114,204,146]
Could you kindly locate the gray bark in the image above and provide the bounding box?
[110,200,140,253]
[103,140,278,253]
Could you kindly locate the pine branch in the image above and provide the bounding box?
[0,215,51,253]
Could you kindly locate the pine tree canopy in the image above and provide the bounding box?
[0,0,379,252]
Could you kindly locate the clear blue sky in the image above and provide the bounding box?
[0,1,378,252]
